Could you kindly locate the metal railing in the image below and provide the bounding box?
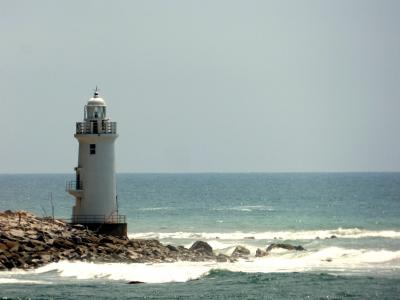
[65,180,83,191]
[76,121,117,135]
[70,214,126,224]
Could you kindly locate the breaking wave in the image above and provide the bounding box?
[128,228,400,241]
[0,278,49,284]
[213,205,275,212]
[136,207,173,211]
[1,247,398,284]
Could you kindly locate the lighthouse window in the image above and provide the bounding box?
[90,144,96,155]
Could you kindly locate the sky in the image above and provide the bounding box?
[1,0,400,173]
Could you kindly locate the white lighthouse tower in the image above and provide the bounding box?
[66,88,127,236]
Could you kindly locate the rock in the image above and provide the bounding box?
[3,260,15,269]
[71,236,82,244]
[27,240,47,252]
[330,235,337,239]
[0,210,233,270]
[189,241,213,256]
[9,229,25,238]
[266,243,305,252]
[244,236,255,240]
[99,236,116,244]
[5,241,20,252]
[231,246,250,258]
[127,281,144,284]
[39,254,52,262]
[216,254,230,262]
[53,238,74,249]
[72,224,85,230]
[166,245,178,252]
[255,248,268,257]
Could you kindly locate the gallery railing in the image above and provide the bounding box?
[76,121,117,134]
[65,181,83,191]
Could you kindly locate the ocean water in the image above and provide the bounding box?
[0,173,399,299]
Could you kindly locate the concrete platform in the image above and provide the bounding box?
[77,223,128,237]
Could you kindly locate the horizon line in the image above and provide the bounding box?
[1,171,400,175]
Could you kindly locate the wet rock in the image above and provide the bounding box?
[166,245,178,252]
[189,241,213,256]
[231,246,250,258]
[216,254,231,262]
[266,243,305,252]
[255,248,268,257]
[127,281,144,284]
[330,235,337,239]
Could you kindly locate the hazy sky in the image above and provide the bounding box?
[1,0,400,173]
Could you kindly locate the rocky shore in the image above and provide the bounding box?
[0,210,305,271]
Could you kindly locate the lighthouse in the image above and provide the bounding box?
[66,88,127,236]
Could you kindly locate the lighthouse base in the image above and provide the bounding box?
[77,223,128,237]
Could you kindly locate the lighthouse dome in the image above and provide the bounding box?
[87,96,106,107]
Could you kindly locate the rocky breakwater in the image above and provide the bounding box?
[0,211,236,271]
[0,211,308,271]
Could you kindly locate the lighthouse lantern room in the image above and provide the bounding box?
[66,88,127,237]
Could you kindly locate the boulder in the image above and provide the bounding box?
[216,254,230,262]
[39,253,52,263]
[189,241,213,256]
[166,245,178,252]
[9,229,25,238]
[255,248,268,257]
[231,246,250,258]
[71,236,82,244]
[266,243,305,252]
[5,241,20,252]
[3,260,15,269]
[53,238,74,249]
[127,281,144,284]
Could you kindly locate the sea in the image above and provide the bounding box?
[0,173,399,299]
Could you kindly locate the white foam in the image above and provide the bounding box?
[129,228,400,241]
[34,261,212,283]
[136,207,173,211]
[5,247,395,283]
[0,278,48,284]
[213,205,275,212]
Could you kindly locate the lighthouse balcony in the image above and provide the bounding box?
[76,121,117,135]
[66,180,83,197]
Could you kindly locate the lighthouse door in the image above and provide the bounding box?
[91,120,98,134]
[76,173,81,190]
